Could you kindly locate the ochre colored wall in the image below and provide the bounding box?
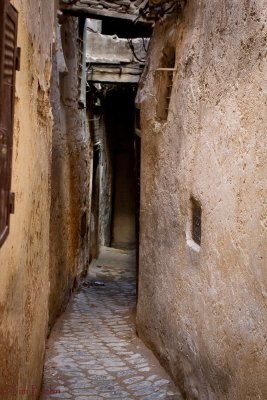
[137,1,267,399]
[49,16,91,329]
[0,0,54,397]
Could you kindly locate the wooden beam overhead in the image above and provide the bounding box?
[60,0,152,25]
[61,5,135,21]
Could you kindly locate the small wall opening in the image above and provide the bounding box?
[156,46,176,121]
[191,198,202,246]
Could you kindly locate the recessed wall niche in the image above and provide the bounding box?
[191,198,202,246]
[155,46,176,121]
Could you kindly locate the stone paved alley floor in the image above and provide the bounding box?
[41,247,182,400]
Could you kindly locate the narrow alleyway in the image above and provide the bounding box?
[41,248,182,400]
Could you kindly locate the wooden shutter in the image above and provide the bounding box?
[0,0,18,247]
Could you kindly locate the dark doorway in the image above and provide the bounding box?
[88,84,138,262]
[105,87,136,250]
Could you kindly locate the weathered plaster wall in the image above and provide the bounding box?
[137,1,267,399]
[49,16,91,328]
[98,114,113,248]
[0,0,54,397]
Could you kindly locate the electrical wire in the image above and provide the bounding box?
[142,37,149,53]
[127,39,146,63]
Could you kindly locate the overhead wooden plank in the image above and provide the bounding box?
[60,3,151,24]
[87,73,140,83]
[61,4,134,20]
[87,65,142,83]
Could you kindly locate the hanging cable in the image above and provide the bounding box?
[127,39,146,63]
[142,37,149,53]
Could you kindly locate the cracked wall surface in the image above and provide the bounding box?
[137,1,267,399]
[0,0,54,398]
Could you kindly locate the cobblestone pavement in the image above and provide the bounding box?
[41,248,182,400]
